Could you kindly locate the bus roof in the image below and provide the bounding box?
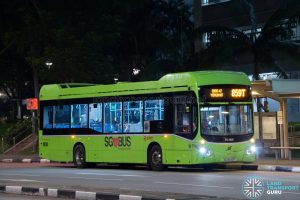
[39,71,250,100]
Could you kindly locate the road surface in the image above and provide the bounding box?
[0,163,299,199]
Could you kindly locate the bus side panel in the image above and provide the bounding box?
[39,134,74,162]
[93,135,176,164]
[165,150,192,165]
[164,135,192,165]
[83,136,101,162]
[95,135,145,163]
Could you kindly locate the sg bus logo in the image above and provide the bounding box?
[104,136,131,148]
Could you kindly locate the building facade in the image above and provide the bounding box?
[194,0,300,122]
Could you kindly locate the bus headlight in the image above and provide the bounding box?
[198,147,212,157]
[246,145,256,155]
[199,147,207,154]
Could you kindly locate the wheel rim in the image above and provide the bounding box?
[152,150,162,166]
[75,148,84,165]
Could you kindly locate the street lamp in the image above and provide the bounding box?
[45,62,53,69]
[132,68,141,75]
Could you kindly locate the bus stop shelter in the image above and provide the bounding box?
[251,79,300,159]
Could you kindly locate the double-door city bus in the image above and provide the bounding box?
[39,71,256,170]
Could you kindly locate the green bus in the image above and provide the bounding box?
[39,71,256,170]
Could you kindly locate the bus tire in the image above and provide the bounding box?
[73,144,87,168]
[148,145,165,171]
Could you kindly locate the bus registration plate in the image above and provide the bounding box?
[224,157,236,162]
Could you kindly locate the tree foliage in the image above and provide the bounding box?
[1,0,193,85]
[1,0,300,120]
[0,0,193,118]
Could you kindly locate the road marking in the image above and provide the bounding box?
[2,159,13,162]
[6,186,22,194]
[261,177,300,183]
[118,174,146,177]
[236,170,298,177]
[0,173,41,177]
[0,178,45,183]
[77,172,146,177]
[67,176,123,181]
[155,181,234,189]
[292,167,300,172]
[164,172,225,178]
[22,159,32,163]
[76,191,96,199]
[119,194,142,200]
[283,191,300,195]
[48,189,58,197]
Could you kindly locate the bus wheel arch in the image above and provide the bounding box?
[147,142,165,171]
[73,143,87,168]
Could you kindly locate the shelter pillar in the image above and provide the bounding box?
[280,99,289,159]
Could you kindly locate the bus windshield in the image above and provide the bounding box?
[200,105,253,136]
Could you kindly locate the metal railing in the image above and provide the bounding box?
[2,133,37,154]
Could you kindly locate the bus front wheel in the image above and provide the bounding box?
[73,144,86,168]
[148,145,165,171]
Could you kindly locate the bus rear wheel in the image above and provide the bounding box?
[148,145,165,171]
[74,144,86,168]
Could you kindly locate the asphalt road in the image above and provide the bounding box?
[0,163,300,200]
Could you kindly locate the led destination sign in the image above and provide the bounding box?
[210,89,224,98]
[231,88,247,98]
[200,86,251,102]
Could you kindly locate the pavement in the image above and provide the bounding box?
[0,185,229,200]
[0,154,40,162]
[0,193,72,200]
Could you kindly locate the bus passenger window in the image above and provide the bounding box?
[104,102,122,133]
[53,105,70,128]
[144,100,164,121]
[123,101,143,133]
[71,104,88,128]
[89,103,102,132]
[43,106,53,129]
